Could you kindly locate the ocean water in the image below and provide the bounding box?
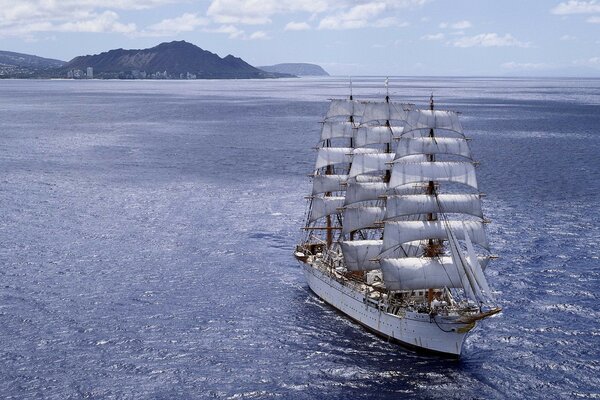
[0,77,598,399]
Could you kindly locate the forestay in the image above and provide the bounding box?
[382,220,489,251]
[389,161,478,189]
[395,137,472,159]
[342,206,385,234]
[385,194,483,219]
[308,196,345,222]
[340,240,382,271]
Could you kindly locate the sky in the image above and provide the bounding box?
[0,0,600,76]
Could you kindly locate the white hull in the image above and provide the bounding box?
[302,262,474,357]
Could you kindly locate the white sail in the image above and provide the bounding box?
[463,224,493,300]
[355,175,384,183]
[404,109,463,133]
[389,161,478,189]
[349,153,394,178]
[353,148,381,155]
[320,121,355,141]
[380,257,464,290]
[382,220,489,252]
[446,225,480,302]
[354,126,393,147]
[344,182,388,206]
[361,102,408,123]
[340,240,382,271]
[385,194,483,219]
[315,147,353,170]
[311,174,348,195]
[326,99,365,119]
[380,256,492,291]
[396,137,471,160]
[308,196,345,222]
[342,206,385,234]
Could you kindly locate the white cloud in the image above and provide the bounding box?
[206,24,245,39]
[451,20,472,29]
[0,0,180,37]
[572,56,600,66]
[204,24,269,40]
[206,0,427,28]
[319,2,387,30]
[551,0,600,14]
[452,33,531,48]
[140,13,209,37]
[56,10,136,33]
[501,61,552,70]
[560,34,577,40]
[440,20,471,29]
[284,21,311,31]
[421,33,444,40]
[0,9,137,37]
[587,15,600,22]
[248,30,269,40]
[206,0,331,25]
[317,2,411,30]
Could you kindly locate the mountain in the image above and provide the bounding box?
[63,41,291,79]
[258,63,329,76]
[0,51,65,78]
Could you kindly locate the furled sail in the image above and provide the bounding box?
[395,137,472,160]
[381,220,489,252]
[385,194,483,219]
[342,206,385,234]
[340,240,382,271]
[320,121,355,141]
[311,174,348,195]
[308,196,345,222]
[404,109,463,133]
[389,161,478,189]
[349,153,394,178]
[344,182,388,206]
[315,147,353,170]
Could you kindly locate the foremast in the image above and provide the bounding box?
[379,97,497,309]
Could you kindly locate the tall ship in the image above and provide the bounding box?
[295,85,501,357]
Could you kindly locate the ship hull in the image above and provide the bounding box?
[302,262,473,357]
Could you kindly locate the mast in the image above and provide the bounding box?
[379,97,493,304]
[349,81,355,241]
[384,77,392,183]
[425,94,440,257]
[306,90,364,251]
[325,138,333,248]
[426,94,436,304]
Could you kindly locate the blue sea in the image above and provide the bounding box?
[0,77,598,399]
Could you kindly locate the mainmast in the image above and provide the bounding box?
[425,94,441,258]
[378,98,494,305]
[384,78,392,184]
